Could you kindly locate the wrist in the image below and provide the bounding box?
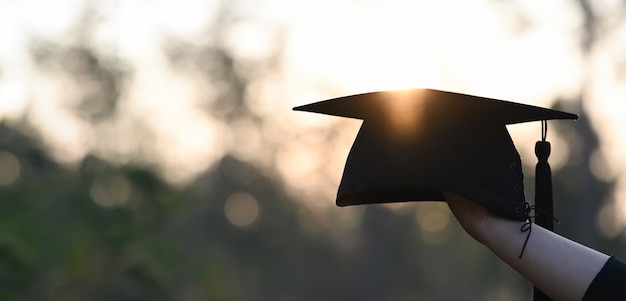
[479,214,530,256]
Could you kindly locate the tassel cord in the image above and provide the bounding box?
[517,203,560,258]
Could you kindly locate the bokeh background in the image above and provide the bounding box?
[1,0,626,300]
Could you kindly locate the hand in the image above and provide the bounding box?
[444,191,609,300]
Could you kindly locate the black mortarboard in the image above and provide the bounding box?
[293,88,578,221]
[294,88,578,301]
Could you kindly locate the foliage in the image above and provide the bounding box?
[1,1,624,300]
[0,121,538,301]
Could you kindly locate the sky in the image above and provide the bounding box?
[2,0,626,225]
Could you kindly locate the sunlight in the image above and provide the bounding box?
[416,202,452,245]
[282,0,581,105]
[383,89,426,137]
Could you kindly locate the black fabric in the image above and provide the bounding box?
[583,256,626,300]
[293,88,578,220]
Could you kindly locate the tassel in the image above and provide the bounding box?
[533,120,554,301]
[535,120,554,231]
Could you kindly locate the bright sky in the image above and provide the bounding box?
[2,0,626,227]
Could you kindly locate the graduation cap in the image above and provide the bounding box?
[294,88,578,301]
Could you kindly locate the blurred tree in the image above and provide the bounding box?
[163,0,286,170]
[29,2,128,123]
[11,0,622,300]
[25,1,160,169]
[0,122,179,300]
[494,0,626,255]
[165,0,282,121]
[550,99,614,249]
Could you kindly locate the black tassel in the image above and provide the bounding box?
[533,120,554,301]
[535,123,554,231]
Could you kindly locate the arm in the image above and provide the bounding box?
[444,192,609,301]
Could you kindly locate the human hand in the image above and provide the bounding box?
[444,192,610,301]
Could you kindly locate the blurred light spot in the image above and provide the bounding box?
[485,285,516,301]
[510,122,570,171]
[416,202,451,245]
[224,192,260,229]
[590,149,614,181]
[90,175,133,208]
[0,151,20,186]
[226,21,277,60]
[597,203,622,239]
[229,119,262,162]
[275,142,318,180]
[417,203,450,233]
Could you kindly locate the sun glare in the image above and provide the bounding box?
[383,89,426,136]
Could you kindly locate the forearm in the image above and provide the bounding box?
[481,216,609,301]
